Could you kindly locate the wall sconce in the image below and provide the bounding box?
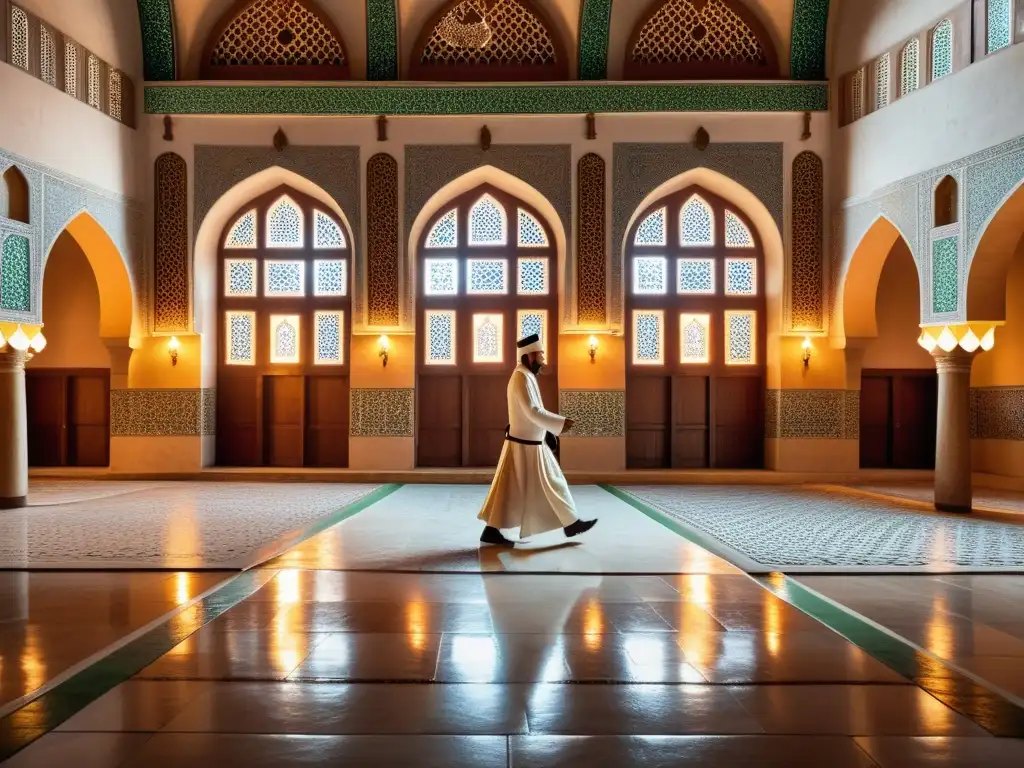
[801,336,813,368]
[378,335,390,368]
[168,336,180,366]
[588,335,599,364]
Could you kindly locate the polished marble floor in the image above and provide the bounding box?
[847,483,1024,515]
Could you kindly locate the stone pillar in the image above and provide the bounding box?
[0,349,29,509]
[932,347,977,513]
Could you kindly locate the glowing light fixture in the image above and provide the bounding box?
[917,322,1000,354]
[801,336,813,367]
[378,334,390,368]
[29,332,47,353]
[168,336,180,366]
[0,330,5,349]
[7,326,30,351]
[588,335,599,364]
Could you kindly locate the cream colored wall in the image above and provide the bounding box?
[860,238,933,370]
[973,239,1024,387]
[26,232,110,370]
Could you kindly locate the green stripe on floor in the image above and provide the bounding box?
[0,485,399,761]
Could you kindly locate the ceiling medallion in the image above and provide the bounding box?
[438,0,501,50]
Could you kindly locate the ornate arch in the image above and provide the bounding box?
[624,0,779,80]
[201,0,350,81]
[409,0,569,81]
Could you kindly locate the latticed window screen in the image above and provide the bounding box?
[314,311,344,365]
[724,211,753,248]
[517,309,546,344]
[468,195,507,245]
[680,313,710,364]
[108,70,123,121]
[270,314,301,364]
[932,20,954,80]
[11,6,29,70]
[630,0,767,69]
[264,260,305,297]
[517,209,548,247]
[425,259,458,295]
[314,209,345,248]
[64,41,79,97]
[988,0,1013,53]
[473,313,504,363]
[225,210,258,248]
[419,0,559,69]
[634,207,667,246]
[517,257,548,295]
[725,310,756,365]
[633,256,668,294]
[425,310,457,365]
[40,26,57,85]
[226,311,256,365]
[426,209,458,248]
[875,53,890,109]
[467,258,508,294]
[225,259,258,297]
[87,55,101,108]
[677,259,715,294]
[267,196,304,248]
[900,39,919,96]
[633,310,664,365]
[851,68,864,121]
[313,259,346,296]
[680,195,715,246]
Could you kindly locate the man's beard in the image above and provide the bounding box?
[529,360,544,375]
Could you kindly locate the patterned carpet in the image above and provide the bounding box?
[614,485,1024,573]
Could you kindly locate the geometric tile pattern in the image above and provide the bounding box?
[972,387,1024,441]
[153,153,189,332]
[0,234,31,312]
[366,0,399,80]
[790,151,823,331]
[931,235,958,314]
[618,484,1024,569]
[790,0,830,80]
[136,0,176,81]
[558,389,625,437]
[110,388,217,436]
[366,154,400,327]
[578,0,613,80]
[766,389,859,440]
[577,153,607,324]
[350,388,415,437]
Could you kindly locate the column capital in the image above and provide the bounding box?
[0,349,30,373]
[930,347,977,375]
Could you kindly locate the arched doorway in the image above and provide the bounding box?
[215,185,352,467]
[840,217,936,469]
[624,185,765,468]
[416,184,558,467]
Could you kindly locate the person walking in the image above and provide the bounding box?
[477,333,598,547]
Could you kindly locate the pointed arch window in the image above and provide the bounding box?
[426,209,458,249]
[64,41,79,97]
[625,0,779,80]
[635,207,667,247]
[468,194,507,246]
[266,195,304,248]
[851,68,865,121]
[931,20,953,80]
[10,5,29,71]
[410,0,568,81]
[87,54,101,109]
[987,0,1013,53]
[202,0,350,80]
[874,53,890,109]
[517,209,548,247]
[40,26,57,86]
[724,211,754,248]
[900,39,919,96]
[680,195,715,247]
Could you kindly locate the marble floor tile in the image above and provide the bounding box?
[434,633,571,683]
[287,632,443,681]
[2,732,154,768]
[58,681,211,733]
[854,736,1024,767]
[272,600,496,634]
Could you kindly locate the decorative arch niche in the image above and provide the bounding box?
[934,175,958,228]
[2,165,30,224]
[409,0,569,81]
[624,0,779,80]
[201,0,350,81]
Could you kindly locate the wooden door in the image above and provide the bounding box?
[860,376,893,468]
[417,374,462,467]
[893,374,937,469]
[626,376,670,468]
[714,376,763,468]
[263,375,304,467]
[305,375,349,468]
[671,376,709,468]
[217,375,260,466]
[67,374,109,467]
[27,373,66,467]
[466,373,508,467]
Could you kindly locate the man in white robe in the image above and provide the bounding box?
[478,333,598,547]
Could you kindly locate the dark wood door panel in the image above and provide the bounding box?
[264,376,304,468]
[68,375,109,467]
[305,376,349,468]
[859,376,892,469]
[467,374,508,467]
[217,375,260,466]
[672,376,709,468]
[627,376,670,469]
[26,373,65,467]
[713,376,763,469]
[418,375,462,467]
[894,374,937,470]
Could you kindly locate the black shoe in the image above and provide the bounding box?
[480,526,515,547]
[564,519,598,538]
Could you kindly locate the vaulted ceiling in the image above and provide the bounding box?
[136,0,830,82]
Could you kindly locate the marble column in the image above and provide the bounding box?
[0,348,29,509]
[931,347,977,513]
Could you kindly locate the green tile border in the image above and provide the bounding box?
[0,483,401,761]
[144,82,828,115]
[790,0,831,80]
[578,0,613,81]
[136,0,176,82]
[366,0,399,81]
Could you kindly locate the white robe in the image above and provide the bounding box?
[477,363,579,537]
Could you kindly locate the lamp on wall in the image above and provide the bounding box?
[168,336,180,366]
[587,335,599,364]
[801,336,813,367]
[378,335,390,368]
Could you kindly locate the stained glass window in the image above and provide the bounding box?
[633,256,668,294]
[932,20,953,80]
[425,310,456,365]
[988,0,1012,53]
[264,260,305,297]
[314,210,346,249]
[875,53,890,109]
[314,259,346,296]
[680,313,711,364]
[314,310,344,365]
[41,26,57,86]
[680,195,714,246]
[468,259,508,294]
[426,209,458,248]
[468,195,507,246]
[633,310,664,365]
[517,257,548,295]
[635,207,667,246]
[108,69,123,121]
[225,210,257,248]
[851,68,864,121]
[226,311,256,365]
[900,39,919,96]
[88,54,101,109]
[11,6,28,70]
[266,195,304,248]
[677,259,715,294]
[517,209,548,247]
[225,259,257,297]
[517,310,547,345]
[725,258,757,296]
[270,314,301,364]
[724,210,754,248]
[64,41,78,97]
[725,310,756,365]
[424,258,458,295]
[473,313,504,363]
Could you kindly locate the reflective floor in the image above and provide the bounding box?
[3,483,1024,765]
